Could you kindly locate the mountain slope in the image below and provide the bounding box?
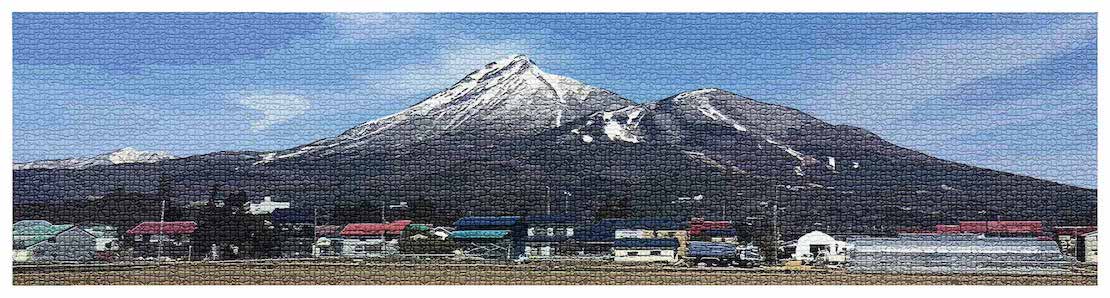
[258,55,631,163]
[13,56,1095,237]
[14,147,176,170]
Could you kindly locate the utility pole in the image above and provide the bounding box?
[545,186,552,215]
[564,191,570,214]
[158,199,166,261]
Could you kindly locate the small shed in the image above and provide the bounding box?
[613,238,680,263]
[14,224,96,263]
[792,230,848,263]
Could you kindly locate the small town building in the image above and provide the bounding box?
[270,208,315,258]
[246,196,291,215]
[1052,226,1097,261]
[339,220,411,258]
[1077,231,1097,263]
[792,230,848,263]
[571,221,620,257]
[125,221,198,260]
[847,234,1071,274]
[612,238,680,263]
[313,225,345,258]
[523,215,576,259]
[449,230,514,259]
[14,223,97,263]
[611,219,690,256]
[452,216,525,259]
[81,224,120,261]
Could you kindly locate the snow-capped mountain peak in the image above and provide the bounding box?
[263,55,632,161]
[14,147,176,170]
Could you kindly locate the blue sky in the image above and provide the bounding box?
[13,13,1097,188]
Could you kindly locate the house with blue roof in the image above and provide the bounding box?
[451,216,525,259]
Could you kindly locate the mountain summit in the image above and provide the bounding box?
[13,55,1096,236]
[259,55,631,162]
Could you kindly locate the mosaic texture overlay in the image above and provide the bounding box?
[11,13,1097,285]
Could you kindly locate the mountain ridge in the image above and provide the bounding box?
[14,147,176,170]
[13,55,1095,236]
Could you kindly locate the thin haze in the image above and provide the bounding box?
[12,13,1096,188]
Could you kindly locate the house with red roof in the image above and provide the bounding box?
[124,221,197,260]
[339,220,412,258]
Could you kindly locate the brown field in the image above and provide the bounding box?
[13,261,1097,286]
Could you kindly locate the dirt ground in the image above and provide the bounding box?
[13,261,1098,286]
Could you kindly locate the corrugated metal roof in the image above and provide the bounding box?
[610,219,688,230]
[454,216,522,228]
[613,238,679,248]
[14,224,85,249]
[14,220,52,230]
[315,225,344,237]
[525,215,574,224]
[341,220,412,236]
[847,234,1071,275]
[450,230,511,239]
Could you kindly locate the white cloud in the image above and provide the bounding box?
[236,93,310,131]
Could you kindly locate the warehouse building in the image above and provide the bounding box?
[847,234,1072,275]
[14,223,97,263]
[452,216,525,259]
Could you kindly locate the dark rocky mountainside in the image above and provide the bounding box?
[14,55,1096,237]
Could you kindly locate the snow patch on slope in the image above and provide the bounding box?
[15,147,176,170]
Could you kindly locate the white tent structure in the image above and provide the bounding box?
[792,231,848,263]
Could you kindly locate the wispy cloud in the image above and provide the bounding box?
[236,92,310,131]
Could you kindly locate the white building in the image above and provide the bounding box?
[793,230,848,263]
[246,196,291,215]
[612,239,680,263]
[1080,231,1097,263]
